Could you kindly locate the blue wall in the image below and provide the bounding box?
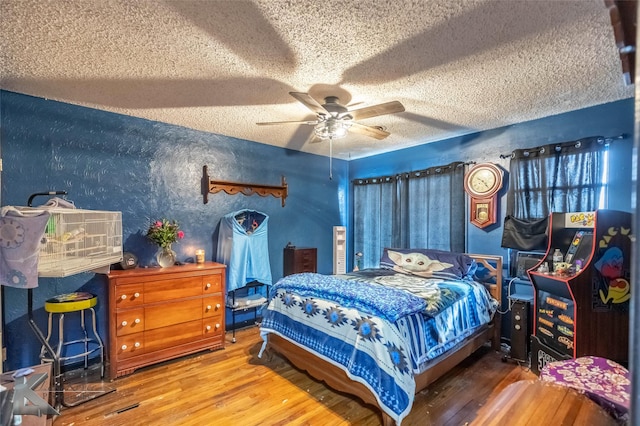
[1,90,348,370]
[0,90,635,371]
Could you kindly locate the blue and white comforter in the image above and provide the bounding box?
[259,270,497,425]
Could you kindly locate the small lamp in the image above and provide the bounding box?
[354,252,363,271]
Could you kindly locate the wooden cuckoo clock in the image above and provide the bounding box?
[463,163,503,229]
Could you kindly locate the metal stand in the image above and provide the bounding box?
[228,281,268,343]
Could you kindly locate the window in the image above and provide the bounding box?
[353,162,465,268]
[506,136,608,220]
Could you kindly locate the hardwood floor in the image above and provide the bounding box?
[54,327,536,426]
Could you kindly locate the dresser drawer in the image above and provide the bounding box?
[203,274,223,294]
[144,320,204,353]
[115,284,144,308]
[116,334,144,359]
[116,308,145,336]
[145,298,202,330]
[298,250,314,261]
[203,318,224,338]
[144,276,203,303]
[297,259,315,271]
[203,295,223,318]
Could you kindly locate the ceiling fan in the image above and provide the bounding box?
[257,92,405,140]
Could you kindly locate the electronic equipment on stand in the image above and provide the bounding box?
[503,250,543,364]
[501,250,543,364]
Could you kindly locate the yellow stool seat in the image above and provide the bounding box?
[45,292,97,313]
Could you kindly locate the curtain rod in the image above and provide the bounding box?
[353,161,470,185]
[498,133,628,159]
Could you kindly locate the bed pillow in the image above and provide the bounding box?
[379,248,475,279]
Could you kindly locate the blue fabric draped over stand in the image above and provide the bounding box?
[216,209,272,292]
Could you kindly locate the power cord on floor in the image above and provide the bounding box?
[496,277,518,315]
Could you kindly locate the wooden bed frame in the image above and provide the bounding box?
[262,254,503,426]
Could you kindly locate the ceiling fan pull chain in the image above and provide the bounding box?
[329,137,333,180]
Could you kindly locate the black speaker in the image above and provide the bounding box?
[117,252,138,270]
[510,300,531,361]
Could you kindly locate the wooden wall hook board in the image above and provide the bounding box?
[202,165,288,207]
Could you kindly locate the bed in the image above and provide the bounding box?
[258,249,503,425]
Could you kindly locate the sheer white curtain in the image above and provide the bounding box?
[353,162,466,269]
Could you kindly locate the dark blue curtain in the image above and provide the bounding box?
[353,162,465,268]
[506,136,608,219]
[353,176,400,269]
[405,163,466,252]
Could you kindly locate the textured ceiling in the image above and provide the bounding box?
[0,0,634,160]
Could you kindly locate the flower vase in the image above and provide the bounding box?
[156,245,176,268]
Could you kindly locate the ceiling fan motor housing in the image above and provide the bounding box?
[322,96,349,117]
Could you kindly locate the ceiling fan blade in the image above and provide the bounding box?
[289,92,328,115]
[349,122,390,140]
[348,101,405,121]
[256,120,317,126]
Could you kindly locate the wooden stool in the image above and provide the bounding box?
[39,292,105,408]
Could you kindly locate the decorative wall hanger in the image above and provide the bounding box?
[202,165,288,207]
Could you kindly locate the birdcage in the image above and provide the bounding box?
[30,208,123,277]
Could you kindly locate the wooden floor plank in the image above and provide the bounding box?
[53,327,544,425]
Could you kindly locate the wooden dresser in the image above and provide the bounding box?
[107,262,226,379]
[283,247,317,276]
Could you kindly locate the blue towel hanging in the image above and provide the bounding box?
[216,209,272,292]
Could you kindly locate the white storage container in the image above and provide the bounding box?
[20,208,123,277]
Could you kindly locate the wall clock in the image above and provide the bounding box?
[463,163,503,229]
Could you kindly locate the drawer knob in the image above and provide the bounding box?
[206,305,212,311]
[121,320,128,327]
[135,318,141,324]
[134,292,140,298]
[121,294,127,300]
[216,303,221,309]
[205,283,211,289]
[206,325,211,331]
[215,323,220,329]
[134,342,141,348]
[121,344,127,350]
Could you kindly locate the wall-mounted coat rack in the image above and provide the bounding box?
[202,165,288,207]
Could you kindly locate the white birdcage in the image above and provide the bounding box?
[23,208,123,277]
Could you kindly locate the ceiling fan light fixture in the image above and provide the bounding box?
[314,118,351,140]
[259,92,403,142]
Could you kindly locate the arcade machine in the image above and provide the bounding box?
[528,210,632,374]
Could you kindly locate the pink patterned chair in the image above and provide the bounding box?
[539,356,630,422]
